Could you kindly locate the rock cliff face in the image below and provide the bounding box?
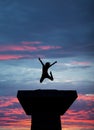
[17,89,77,130]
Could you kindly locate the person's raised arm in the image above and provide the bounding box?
[50,61,57,67]
[38,58,44,66]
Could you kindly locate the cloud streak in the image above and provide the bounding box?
[0,55,26,60]
[0,41,62,60]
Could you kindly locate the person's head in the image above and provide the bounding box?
[45,62,50,67]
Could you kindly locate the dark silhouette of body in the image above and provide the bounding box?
[38,58,57,83]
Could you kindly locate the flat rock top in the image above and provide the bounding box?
[17,89,78,115]
[17,89,77,97]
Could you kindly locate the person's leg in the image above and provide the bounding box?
[49,71,54,81]
[40,75,45,83]
[40,72,54,82]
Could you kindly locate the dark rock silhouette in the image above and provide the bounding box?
[17,89,77,130]
[38,58,57,83]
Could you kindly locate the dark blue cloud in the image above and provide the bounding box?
[0,0,93,49]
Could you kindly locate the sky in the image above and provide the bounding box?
[0,0,94,130]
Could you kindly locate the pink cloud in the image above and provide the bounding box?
[0,45,25,51]
[0,55,25,60]
[21,41,42,45]
[0,41,62,60]
[0,42,62,52]
[0,97,18,107]
[61,109,94,129]
[0,45,38,51]
[23,45,38,51]
[0,96,30,128]
[71,61,91,66]
[39,45,62,50]
[0,54,45,60]
[78,94,94,101]
[61,94,94,129]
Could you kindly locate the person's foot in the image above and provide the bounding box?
[50,71,54,81]
[40,77,44,83]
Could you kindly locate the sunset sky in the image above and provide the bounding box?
[0,0,94,130]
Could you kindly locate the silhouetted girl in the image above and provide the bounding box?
[38,58,57,83]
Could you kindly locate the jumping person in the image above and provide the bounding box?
[38,58,57,83]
